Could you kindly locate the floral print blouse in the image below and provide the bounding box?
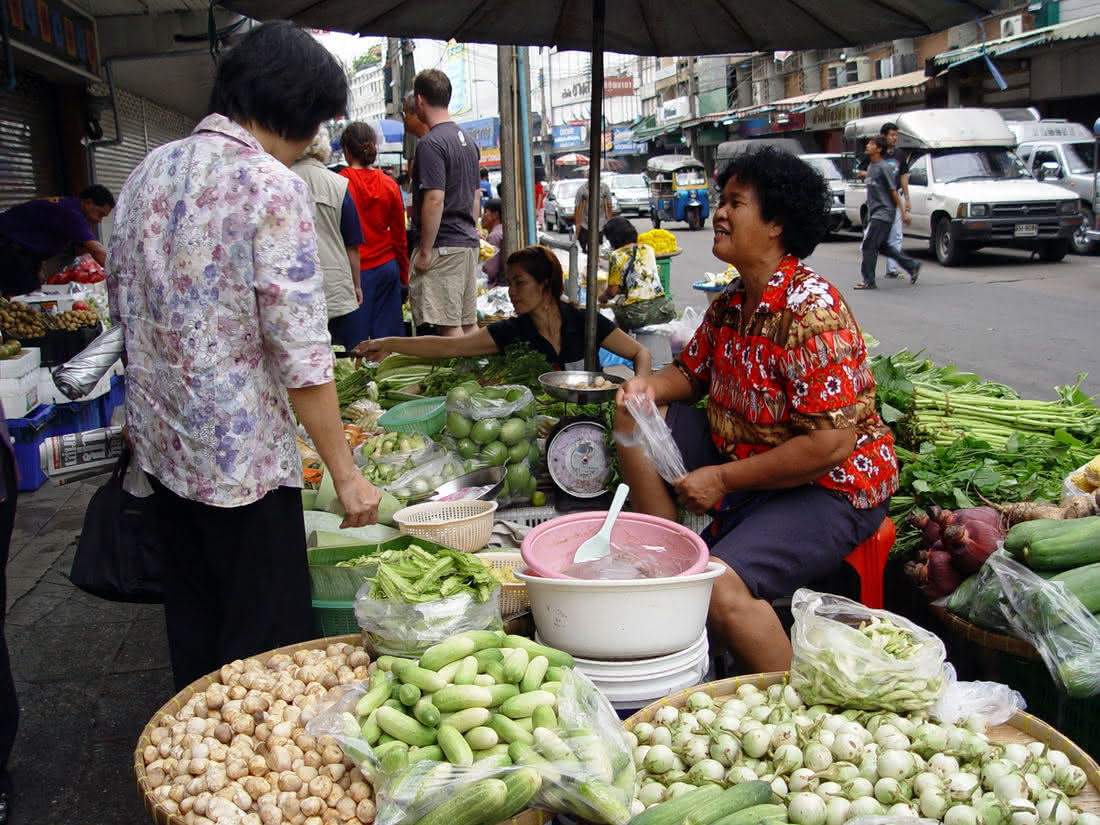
[676,255,898,509]
[107,114,333,507]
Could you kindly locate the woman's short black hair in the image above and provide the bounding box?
[341,122,377,167]
[79,184,114,207]
[716,146,829,259]
[208,21,347,143]
[603,216,637,250]
[484,198,502,216]
[506,245,563,300]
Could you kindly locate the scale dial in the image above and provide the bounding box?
[545,418,613,499]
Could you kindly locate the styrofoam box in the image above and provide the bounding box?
[1,375,39,419]
[38,369,113,406]
[0,348,41,379]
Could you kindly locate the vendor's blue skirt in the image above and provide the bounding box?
[330,257,405,349]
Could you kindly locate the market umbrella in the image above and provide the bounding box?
[554,153,590,167]
[219,0,1000,368]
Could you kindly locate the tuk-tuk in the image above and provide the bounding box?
[646,155,709,230]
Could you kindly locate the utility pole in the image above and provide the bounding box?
[498,46,521,260]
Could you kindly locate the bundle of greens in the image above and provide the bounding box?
[419,343,553,398]
[368,543,498,604]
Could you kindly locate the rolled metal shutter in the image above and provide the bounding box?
[91,88,150,200]
[0,74,62,209]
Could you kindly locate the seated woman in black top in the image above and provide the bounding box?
[355,245,651,374]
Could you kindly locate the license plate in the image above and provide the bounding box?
[1014,223,1038,237]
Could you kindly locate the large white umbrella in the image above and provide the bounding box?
[221,0,1000,368]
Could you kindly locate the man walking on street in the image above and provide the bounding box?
[573,177,613,255]
[856,136,920,290]
[409,69,481,336]
[858,122,909,278]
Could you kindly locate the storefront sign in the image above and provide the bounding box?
[806,101,863,132]
[479,147,501,167]
[443,42,472,117]
[604,76,634,97]
[658,97,690,123]
[609,127,643,155]
[552,125,587,150]
[461,117,500,150]
[4,0,98,76]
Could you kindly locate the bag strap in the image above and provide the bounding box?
[110,447,133,485]
[620,244,640,293]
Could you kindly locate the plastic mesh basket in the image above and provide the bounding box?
[378,396,446,436]
[311,600,360,636]
[393,500,498,553]
[476,551,530,618]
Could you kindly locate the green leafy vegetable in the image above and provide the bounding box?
[368,544,499,604]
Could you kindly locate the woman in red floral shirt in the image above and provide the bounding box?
[616,147,898,673]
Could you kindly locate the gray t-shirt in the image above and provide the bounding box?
[866,159,897,224]
[412,121,480,248]
[575,181,612,230]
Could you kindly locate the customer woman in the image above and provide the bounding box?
[599,216,676,330]
[615,147,897,673]
[291,126,365,347]
[355,245,652,376]
[107,21,380,690]
[340,122,409,341]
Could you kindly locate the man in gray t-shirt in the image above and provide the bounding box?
[858,137,919,289]
[409,69,482,336]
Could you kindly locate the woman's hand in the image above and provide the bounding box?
[615,375,655,410]
[353,338,391,360]
[334,472,381,527]
[674,465,727,514]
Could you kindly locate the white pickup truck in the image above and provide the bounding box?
[844,109,1081,265]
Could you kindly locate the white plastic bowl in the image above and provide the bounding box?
[515,562,724,659]
[535,629,708,678]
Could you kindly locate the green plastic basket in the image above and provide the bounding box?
[311,599,360,637]
[378,396,446,436]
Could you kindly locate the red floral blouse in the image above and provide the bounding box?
[676,255,898,509]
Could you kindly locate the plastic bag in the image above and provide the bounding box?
[307,667,635,825]
[943,554,1016,635]
[987,552,1100,698]
[354,586,502,657]
[931,662,1026,726]
[615,394,687,483]
[383,450,466,500]
[1062,456,1100,504]
[668,306,704,353]
[446,384,534,420]
[438,433,540,508]
[561,541,697,580]
[790,588,948,712]
[358,431,440,467]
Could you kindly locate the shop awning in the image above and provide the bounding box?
[633,120,684,141]
[932,12,1100,69]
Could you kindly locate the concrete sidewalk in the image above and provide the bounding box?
[5,480,173,825]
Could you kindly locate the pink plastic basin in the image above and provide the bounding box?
[520,511,709,580]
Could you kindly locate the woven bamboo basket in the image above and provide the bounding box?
[930,604,1041,660]
[624,671,1100,815]
[134,634,551,825]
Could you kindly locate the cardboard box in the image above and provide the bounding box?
[0,347,41,379]
[0,372,40,418]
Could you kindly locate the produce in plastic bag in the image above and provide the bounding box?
[306,635,635,825]
[616,394,687,483]
[359,440,449,490]
[790,589,948,711]
[943,553,1017,635]
[987,552,1100,698]
[931,662,1026,726]
[384,451,465,500]
[1063,454,1100,503]
[445,382,535,421]
[354,546,503,656]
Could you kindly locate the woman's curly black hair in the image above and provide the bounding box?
[716,146,831,259]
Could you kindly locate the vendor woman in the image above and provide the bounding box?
[355,244,652,375]
[615,147,897,673]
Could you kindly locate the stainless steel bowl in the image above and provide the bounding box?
[538,370,624,403]
[429,465,506,502]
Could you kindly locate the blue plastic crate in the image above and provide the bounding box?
[7,404,55,492]
[47,399,103,438]
[99,375,125,427]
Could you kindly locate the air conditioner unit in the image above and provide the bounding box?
[845,57,872,84]
[1001,15,1024,38]
[826,63,846,89]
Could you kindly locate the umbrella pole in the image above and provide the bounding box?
[583,0,606,372]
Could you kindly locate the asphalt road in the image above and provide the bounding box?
[547,217,1098,400]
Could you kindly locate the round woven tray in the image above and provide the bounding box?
[134,634,549,825]
[930,604,1041,660]
[624,672,1100,815]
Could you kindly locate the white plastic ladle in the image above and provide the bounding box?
[571,483,630,564]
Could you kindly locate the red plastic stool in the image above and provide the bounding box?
[843,517,896,609]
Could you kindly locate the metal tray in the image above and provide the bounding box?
[538,370,624,403]
[429,465,507,502]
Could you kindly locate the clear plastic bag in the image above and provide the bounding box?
[561,541,695,580]
[944,553,1016,635]
[383,451,466,500]
[931,662,1026,726]
[790,588,948,712]
[438,433,539,507]
[1062,456,1100,504]
[307,667,635,825]
[616,394,687,483]
[987,552,1100,698]
[354,585,503,657]
[446,384,535,420]
[357,432,441,468]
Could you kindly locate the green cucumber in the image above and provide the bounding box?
[483,767,541,823]
[412,777,507,825]
[502,635,574,668]
[520,655,549,692]
[445,707,492,733]
[437,724,474,766]
[502,647,530,683]
[629,784,725,825]
[532,727,576,762]
[383,698,403,712]
[412,697,441,728]
[514,717,534,732]
[487,683,520,708]
[354,671,392,719]
[545,666,566,682]
[431,685,493,712]
[375,706,438,747]
[709,803,790,825]
[455,629,506,650]
[541,680,562,696]
[408,745,444,764]
[500,690,556,719]
[453,655,478,685]
[395,664,448,694]
[464,726,499,751]
[473,673,495,687]
[485,661,506,684]
[531,704,557,731]
[682,782,774,825]
[487,713,534,745]
[474,648,505,670]
[420,636,478,672]
[397,683,422,707]
[359,710,381,746]
[376,655,416,672]
[436,660,462,684]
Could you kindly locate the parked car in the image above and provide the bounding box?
[843,109,1082,265]
[544,179,586,232]
[1013,121,1097,255]
[608,173,649,216]
[800,153,854,235]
